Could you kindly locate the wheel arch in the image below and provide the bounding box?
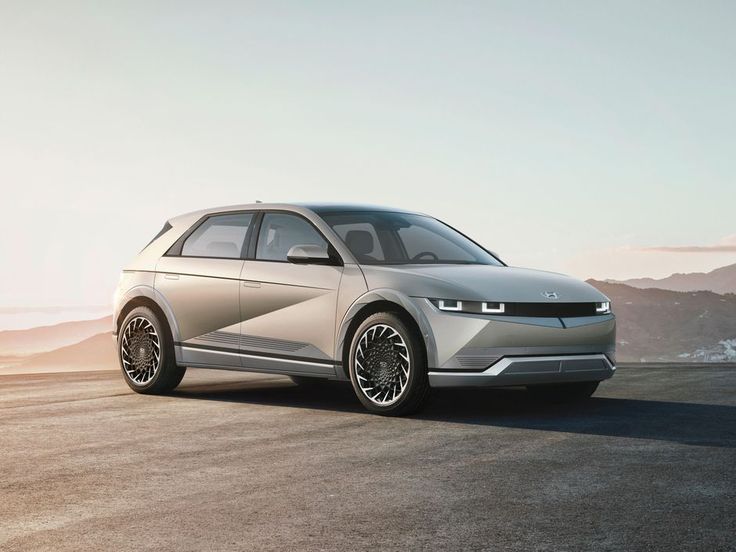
[115,286,180,345]
[336,289,438,380]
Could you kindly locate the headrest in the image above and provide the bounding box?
[345,230,374,256]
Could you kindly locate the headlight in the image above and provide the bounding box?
[430,299,505,314]
[595,301,611,314]
[437,299,463,311]
[481,302,505,314]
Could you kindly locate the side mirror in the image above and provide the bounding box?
[287,244,332,265]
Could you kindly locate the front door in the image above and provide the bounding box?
[240,212,343,376]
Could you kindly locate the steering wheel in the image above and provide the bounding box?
[411,251,439,262]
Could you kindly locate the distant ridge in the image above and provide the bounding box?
[588,280,736,362]
[3,263,735,371]
[0,316,112,356]
[611,263,736,294]
[8,332,117,374]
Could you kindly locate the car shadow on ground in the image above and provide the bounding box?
[173,378,736,448]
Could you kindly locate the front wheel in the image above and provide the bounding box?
[526,381,599,403]
[118,306,186,394]
[348,312,430,416]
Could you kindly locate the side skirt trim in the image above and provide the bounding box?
[174,341,341,367]
[183,362,339,379]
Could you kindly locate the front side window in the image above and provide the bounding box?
[256,213,328,262]
[181,213,253,258]
[321,211,501,266]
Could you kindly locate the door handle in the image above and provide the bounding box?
[164,273,180,280]
[242,280,261,288]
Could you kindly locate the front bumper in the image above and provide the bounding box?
[428,353,615,388]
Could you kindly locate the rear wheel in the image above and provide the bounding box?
[526,381,599,402]
[348,312,430,416]
[118,306,186,394]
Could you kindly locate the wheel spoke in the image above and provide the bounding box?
[353,323,411,406]
[120,316,161,386]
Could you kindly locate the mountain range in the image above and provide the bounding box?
[0,263,734,372]
[0,316,111,356]
[588,280,736,362]
[611,263,736,295]
[10,332,117,373]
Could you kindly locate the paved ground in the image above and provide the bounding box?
[1,367,734,551]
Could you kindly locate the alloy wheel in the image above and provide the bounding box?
[121,316,161,385]
[354,323,411,406]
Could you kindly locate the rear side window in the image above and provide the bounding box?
[256,213,327,261]
[181,213,253,259]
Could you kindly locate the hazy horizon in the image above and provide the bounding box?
[0,306,111,332]
[2,1,735,310]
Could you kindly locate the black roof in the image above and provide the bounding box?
[297,202,419,215]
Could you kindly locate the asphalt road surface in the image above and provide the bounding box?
[1,366,735,551]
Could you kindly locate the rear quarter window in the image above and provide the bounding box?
[180,213,254,259]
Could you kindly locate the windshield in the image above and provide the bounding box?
[321,211,502,266]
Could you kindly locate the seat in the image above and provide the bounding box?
[345,230,376,263]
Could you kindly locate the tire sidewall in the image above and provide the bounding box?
[118,306,172,393]
[348,312,425,414]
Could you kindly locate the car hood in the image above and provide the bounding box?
[359,264,609,303]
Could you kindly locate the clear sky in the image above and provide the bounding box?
[2,1,735,309]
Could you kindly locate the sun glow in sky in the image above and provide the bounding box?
[1,1,735,309]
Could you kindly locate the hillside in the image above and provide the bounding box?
[0,316,112,356]
[589,281,736,362]
[3,275,736,371]
[6,332,118,374]
[613,263,736,294]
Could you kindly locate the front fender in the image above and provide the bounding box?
[335,289,438,378]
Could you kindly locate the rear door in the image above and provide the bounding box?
[240,211,343,376]
[155,212,255,368]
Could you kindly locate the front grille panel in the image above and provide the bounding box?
[449,302,600,317]
[504,303,598,318]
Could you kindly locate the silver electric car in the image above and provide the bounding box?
[113,203,615,415]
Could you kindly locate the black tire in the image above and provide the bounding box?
[348,312,430,416]
[118,306,186,394]
[526,381,599,403]
[289,375,326,387]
